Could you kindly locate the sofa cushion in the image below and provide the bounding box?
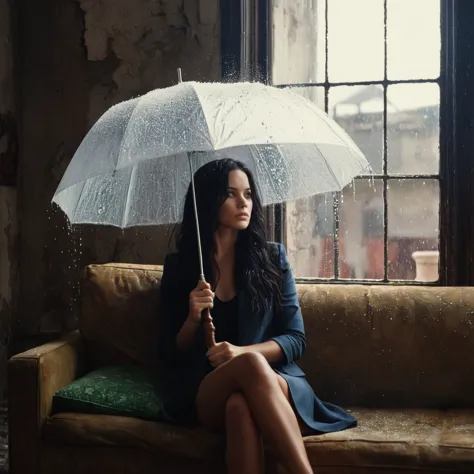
[52,365,168,422]
[42,408,474,471]
[43,412,224,460]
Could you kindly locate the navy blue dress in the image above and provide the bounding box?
[212,296,239,345]
[158,243,357,433]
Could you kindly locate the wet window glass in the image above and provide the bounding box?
[270,0,441,282]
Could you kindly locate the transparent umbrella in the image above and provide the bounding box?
[53,75,371,347]
[53,76,370,275]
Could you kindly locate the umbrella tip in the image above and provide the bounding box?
[177,68,183,84]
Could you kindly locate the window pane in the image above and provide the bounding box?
[271,0,325,85]
[283,86,328,277]
[329,85,384,174]
[289,86,326,111]
[387,83,439,175]
[387,0,441,80]
[328,0,384,82]
[339,179,384,280]
[387,179,439,281]
[286,194,334,278]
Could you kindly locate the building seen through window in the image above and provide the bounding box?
[269,0,440,282]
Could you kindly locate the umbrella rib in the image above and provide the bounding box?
[191,85,216,149]
[291,91,348,147]
[253,145,281,203]
[122,165,138,227]
[69,179,88,223]
[315,144,343,189]
[174,155,182,220]
[115,96,144,169]
[175,154,180,222]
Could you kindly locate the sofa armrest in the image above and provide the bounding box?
[8,330,85,474]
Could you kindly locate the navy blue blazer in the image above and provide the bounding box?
[159,242,356,433]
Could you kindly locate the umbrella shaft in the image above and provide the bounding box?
[188,153,205,280]
[187,153,216,349]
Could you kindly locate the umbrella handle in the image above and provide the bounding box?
[202,307,216,348]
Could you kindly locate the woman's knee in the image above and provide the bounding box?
[233,352,274,385]
[225,392,250,422]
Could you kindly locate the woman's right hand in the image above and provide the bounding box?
[188,280,214,324]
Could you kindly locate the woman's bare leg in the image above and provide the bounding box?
[196,352,313,474]
[277,374,314,438]
[225,392,264,474]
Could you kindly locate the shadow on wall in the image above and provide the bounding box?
[16,0,221,344]
[41,203,176,336]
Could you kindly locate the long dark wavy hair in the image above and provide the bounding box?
[175,159,283,314]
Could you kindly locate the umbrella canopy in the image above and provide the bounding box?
[52,81,370,228]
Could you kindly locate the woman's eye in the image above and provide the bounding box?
[245,193,252,199]
[227,190,234,197]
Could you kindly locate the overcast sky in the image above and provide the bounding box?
[327,0,440,110]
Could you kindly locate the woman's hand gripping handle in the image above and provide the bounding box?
[188,280,216,348]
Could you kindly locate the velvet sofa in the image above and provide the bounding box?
[8,263,474,473]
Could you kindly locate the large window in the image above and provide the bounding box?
[221,0,474,286]
[270,0,441,283]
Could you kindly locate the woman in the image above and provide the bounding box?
[159,159,356,474]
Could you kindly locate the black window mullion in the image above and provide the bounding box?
[333,193,340,279]
[324,0,329,112]
[438,0,453,286]
[276,78,439,89]
[325,0,340,279]
[257,0,283,243]
[438,0,474,286]
[359,174,440,180]
[257,0,270,84]
[383,0,389,282]
[445,0,474,285]
[220,0,242,80]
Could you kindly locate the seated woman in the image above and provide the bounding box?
[159,158,356,474]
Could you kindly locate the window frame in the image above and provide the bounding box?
[220,0,474,286]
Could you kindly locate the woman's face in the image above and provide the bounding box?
[218,169,253,231]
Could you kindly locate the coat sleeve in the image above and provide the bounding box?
[158,254,195,364]
[269,243,307,364]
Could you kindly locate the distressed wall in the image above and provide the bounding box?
[16,0,220,340]
[0,0,19,395]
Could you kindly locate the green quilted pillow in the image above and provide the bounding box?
[52,365,168,421]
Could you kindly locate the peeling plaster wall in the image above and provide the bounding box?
[0,0,19,395]
[80,0,220,123]
[17,0,220,338]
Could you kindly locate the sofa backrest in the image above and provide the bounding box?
[81,263,163,369]
[81,263,474,408]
